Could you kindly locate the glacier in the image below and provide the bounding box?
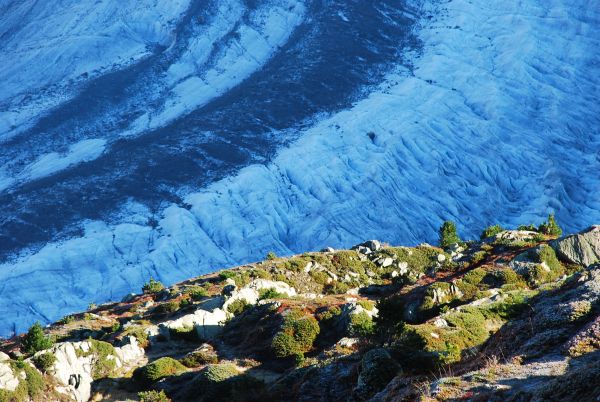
[0,0,599,337]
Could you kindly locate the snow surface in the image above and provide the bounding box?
[0,0,599,336]
[0,0,306,193]
[0,0,191,140]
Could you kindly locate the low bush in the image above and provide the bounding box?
[170,326,199,342]
[357,300,375,311]
[32,352,56,373]
[4,361,45,401]
[155,301,180,315]
[121,324,150,348]
[180,351,218,368]
[200,363,239,382]
[324,281,350,295]
[310,271,330,285]
[349,312,375,338]
[76,340,117,379]
[134,357,187,387]
[138,390,171,402]
[272,309,320,360]
[142,278,165,294]
[227,299,250,315]
[258,288,284,300]
[480,224,504,239]
[184,286,208,301]
[58,315,75,325]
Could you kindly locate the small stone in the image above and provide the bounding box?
[437,254,446,263]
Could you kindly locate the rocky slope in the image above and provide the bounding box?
[1,222,599,401]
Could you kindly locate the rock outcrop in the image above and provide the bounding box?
[0,352,19,392]
[552,225,600,267]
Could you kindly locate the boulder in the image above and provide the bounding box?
[51,342,95,402]
[551,225,600,267]
[159,299,228,341]
[47,338,144,402]
[0,361,19,392]
[494,230,538,242]
[162,280,297,340]
[222,279,297,311]
[113,336,145,368]
[352,240,382,254]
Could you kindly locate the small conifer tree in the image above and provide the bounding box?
[439,221,461,248]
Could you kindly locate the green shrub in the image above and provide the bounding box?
[382,246,447,275]
[200,363,239,382]
[470,251,487,265]
[439,221,461,248]
[169,326,199,342]
[420,282,454,311]
[219,270,237,280]
[310,271,329,285]
[266,251,277,260]
[76,340,117,379]
[58,315,75,325]
[134,357,187,386]
[357,300,375,311]
[462,268,487,285]
[277,257,308,272]
[110,321,121,333]
[495,268,527,289]
[518,224,537,231]
[21,362,44,399]
[122,325,150,348]
[219,271,251,287]
[180,351,218,368]
[324,281,350,295]
[525,245,564,286]
[538,214,562,237]
[138,390,171,402]
[272,309,320,360]
[3,361,45,401]
[316,306,342,321]
[32,352,56,373]
[481,224,504,239]
[227,299,250,315]
[155,301,180,315]
[350,312,375,338]
[22,322,53,355]
[258,288,284,300]
[142,278,165,294]
[252,269,271,279]
[184,286,208,301]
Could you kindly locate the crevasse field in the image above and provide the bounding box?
[0,0,598,336]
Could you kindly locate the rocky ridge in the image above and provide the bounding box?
[1,223,599,401]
